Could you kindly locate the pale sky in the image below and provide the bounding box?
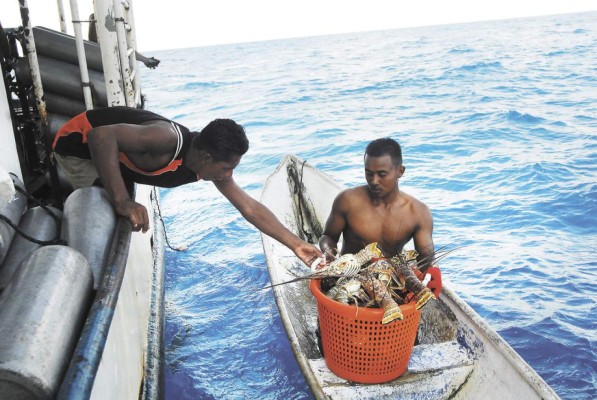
[3,1,596,51]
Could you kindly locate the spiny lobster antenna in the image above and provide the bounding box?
[408,243,466,271]
[260,244,464,291]
[258,273,348,290]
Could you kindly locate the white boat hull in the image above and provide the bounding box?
[91,184,164,399]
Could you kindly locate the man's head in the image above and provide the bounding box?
[364,138,405,198]
[194,119,249,161]
[188,119,249,181]
[365,138,402,167]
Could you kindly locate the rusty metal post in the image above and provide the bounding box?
[93,0,127,106]
[112,0,135,107]
[19,0,48,126]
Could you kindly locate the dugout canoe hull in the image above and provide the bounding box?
[260,154,559,400]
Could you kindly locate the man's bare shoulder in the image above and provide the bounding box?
[401,190,432,215]
[106,119,172,133]
[333,186,370,211]
[336,185,369,201]
[140,119,173,128]
[136,119,177,134]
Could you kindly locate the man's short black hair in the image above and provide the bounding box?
[192,119,249,161]
[365,138,402,166]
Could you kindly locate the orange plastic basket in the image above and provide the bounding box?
[310,279,421,384]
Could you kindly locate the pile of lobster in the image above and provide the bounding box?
[314,243,437,324]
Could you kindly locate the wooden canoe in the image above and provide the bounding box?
[260,154,559,400]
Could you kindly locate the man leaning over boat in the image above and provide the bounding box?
[52,106,324,267]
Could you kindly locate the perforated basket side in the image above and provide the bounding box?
[310,279,420,384]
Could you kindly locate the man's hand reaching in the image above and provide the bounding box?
[293,242,326,269]
[143,57,160,69]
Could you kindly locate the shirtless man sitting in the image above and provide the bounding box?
[319,138,436,303]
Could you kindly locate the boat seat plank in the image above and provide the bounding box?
[307,341,474,399]
[408,340,473,373]
[309,357,474,399]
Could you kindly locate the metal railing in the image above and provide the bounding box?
[52,0,142,110]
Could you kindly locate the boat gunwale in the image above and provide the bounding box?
[141,187,166,399]
[260,155,333,399]
[439,285,559,399]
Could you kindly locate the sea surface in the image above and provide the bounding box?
[142,12,597,400]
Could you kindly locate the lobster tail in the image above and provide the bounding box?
[382,305,404,324]
[414,287,434,310]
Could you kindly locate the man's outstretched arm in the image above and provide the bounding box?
[135,51,160,69]
[214,178,324,267]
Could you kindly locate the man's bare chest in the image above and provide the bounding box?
[345,210,415,251]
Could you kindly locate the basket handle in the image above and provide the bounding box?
[425,266,443,298]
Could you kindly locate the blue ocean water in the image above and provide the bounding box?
[142,12,597,400]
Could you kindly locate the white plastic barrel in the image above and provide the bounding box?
[0,175,27,265]
[0,245,93,399]
[0,206,62,290]
[61,187,116,289]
